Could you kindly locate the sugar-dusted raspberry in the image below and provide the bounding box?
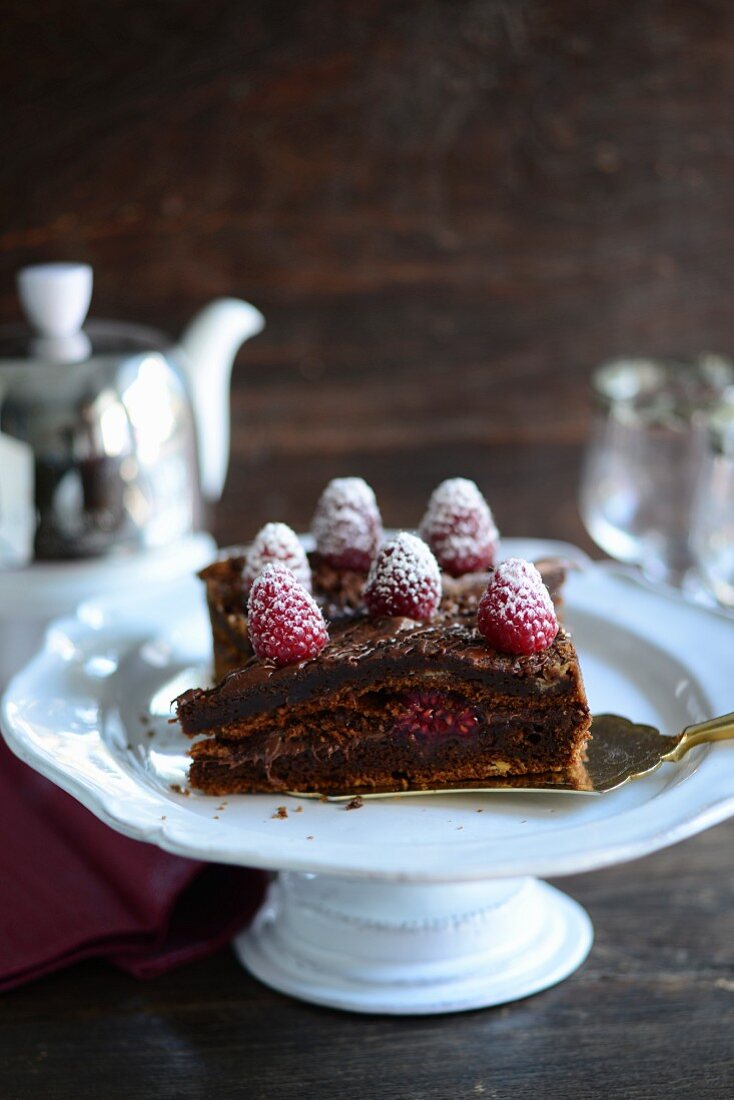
[477,558,558,655]
[419,477,499,576]
[364,531,441,621]
[394,691,479,740]
[248,563,328,666]
[243,522,312,595]
[311,477,383,572]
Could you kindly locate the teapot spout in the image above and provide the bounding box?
[177,298,264,502]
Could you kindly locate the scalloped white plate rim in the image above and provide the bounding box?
[3,537,734,883]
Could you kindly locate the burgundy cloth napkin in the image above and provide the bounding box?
[0,738,266,991]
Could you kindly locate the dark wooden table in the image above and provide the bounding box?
[3,1,734,1095]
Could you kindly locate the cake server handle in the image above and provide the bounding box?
[663,711,734,763]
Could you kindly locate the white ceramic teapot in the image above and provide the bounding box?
[0,262,264,564]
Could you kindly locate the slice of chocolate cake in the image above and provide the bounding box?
[177,555,590,796]
[179,479,591,796]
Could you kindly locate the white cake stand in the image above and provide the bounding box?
[3,539,734,1015]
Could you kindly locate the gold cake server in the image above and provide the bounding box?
[287,710,734,800]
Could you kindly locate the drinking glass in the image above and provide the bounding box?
[691,394,734,607]
[579,355,734,586]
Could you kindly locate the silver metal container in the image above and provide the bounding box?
[0,263,264,565]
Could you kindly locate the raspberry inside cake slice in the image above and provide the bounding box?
[176,574,591,795]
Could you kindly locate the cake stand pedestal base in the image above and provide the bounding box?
[233,872,593,1015]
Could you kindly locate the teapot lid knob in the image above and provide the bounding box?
[17,263,93,360]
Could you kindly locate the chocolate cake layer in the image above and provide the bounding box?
[190,748,593,795]
[188,693,589,794]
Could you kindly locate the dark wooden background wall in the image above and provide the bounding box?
[3,0,734,547]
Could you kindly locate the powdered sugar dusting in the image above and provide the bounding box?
[248,563,328,666]
[243,522,312,594]
[495,559,552,604]
[311,477,383,571]
[419,478,499,576]
[364,531,442,621]
[477,557,558,654]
